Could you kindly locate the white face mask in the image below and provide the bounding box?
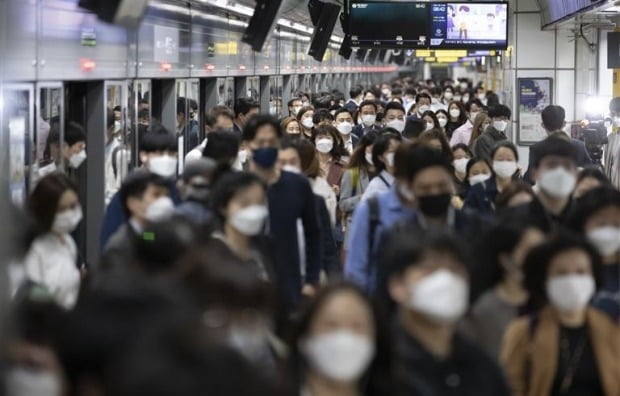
[365,152,374,166]
[444,92,453,101]
[418,105,430,114]
[301,330,375,382]
[148,155,178,178]
[538,167,576,199]
[587,226,620,256]
[337,122,353,135]
[453,158,469,174]
[425,122,434,131]
[282,164,301,174]
[114,120,122,133]
[69,149,87,169]
[237,149,249,164]
[438,118,448,128]
[547,274,595,312]
[460,82,468,90]
[302,117,314,129]
[5,367,62,396]
[384,152,395,168]
[145,196,175,222]
[462,95,470,103]
[408,269,469,324]
[226,324,269,362]
[469,111,480,123]
[52,205,83,234]
[230,205,268,236]
[449,108,461,119]
[386,119,405,133]
[292,106,302,116]
[477,93,486,101]
[316,138,333,154]
[361,114,376,127]
[493,120,508,132]
[453,95,462,103]
[493,160,517,179]
[469,173,491,185]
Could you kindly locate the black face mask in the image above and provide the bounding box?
[417,192,452,218]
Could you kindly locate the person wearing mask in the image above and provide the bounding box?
[36,122,88,182]
[523,105,592,184]
[429,87,446,113]
[187,106,234,161]
[361,132,402,201]
[334,108,360,155]
[475,86,488,105]
[508,138,578,233]
[242,115,321,310]
[445,101,468,139]
[435,109,450,135]
[569,187,620,321]
[402,87,417,113]
[353,100,380,138]
[421,110,440,133]
[449,99,485,146]
[461,221,545,358]
[100,124,180,250]
[281,116,302,140]
[495,181,535,211]
[384,230,511,395]
[340,132,378,233]
[344,85,364,113]
[101,170,172,272]
[207,171,275,282]
[105,109,125,205]
[466,157,493,186]
[573,167,611,199]
[467,111,492,149]
[297,106,316,139]
[605,97,620,189]
[408,93,432,120]
[442,86,455,107]
[465,141,520,215]
[176,97,200,153]
[288,98,303,118]
[501,232,620,395]
[25,173,82,309]
[288,283,389,396]
[461,90,472,105]
[452,143,473,199]
[380,83,392,102]
[175,158,216,226]
[312,125,347,197]
[473,104,511,160]
[382,101,407,135]
[233,97,260,136]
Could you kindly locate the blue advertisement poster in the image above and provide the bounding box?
[517,78,553,145]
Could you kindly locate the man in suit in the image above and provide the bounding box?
[334,107,360,155]
[352,100,381,138]
[233,97,260,137]
[524,105,591,184]
[343,85,363,113]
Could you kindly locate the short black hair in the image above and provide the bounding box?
[384,101,405,114]
[533,136,577,168]
[488,104,512,119]
[372,132,402,173]
[242,115,283,142]
[415,93,432,104]
[359,100,378,112]
[490,140,519,161]
[523,230,603,312]
[119,170,168,219]
[28,173,78,233]
[465,99,484,112]
[466,157,492,179]
[404,87,417,96]
[394,143,452,181]
[287,97,301,107]
[334,107,353,119]
[451,143,473,157]
[65,121,86,146]
[349,85,363,99]
[176,97,187,116]
[312,109,334,124]
[234,97,260,117]
[107,109,116,130]
[140,123,177,153]
[568,186,620,233]
[541,105,565,131]
[203,130,240,164]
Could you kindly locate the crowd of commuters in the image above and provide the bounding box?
[5,76,620,396]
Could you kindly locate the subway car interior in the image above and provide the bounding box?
[0,0,620,395]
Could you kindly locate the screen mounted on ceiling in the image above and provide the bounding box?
[350,2,429,48]
[430,2,508,49]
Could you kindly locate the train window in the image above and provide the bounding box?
[176,79,200,174]
[248,76,260,102]
[130,79,151,169]
[35,84,64,183]
[104,82,130,206]
[269,76,283,117]
[3,85,34,205]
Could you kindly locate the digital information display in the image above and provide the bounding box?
[350,2,429,48]
[430,2,508,49]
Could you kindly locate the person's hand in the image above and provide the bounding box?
[332,184,340,195]
[301,284,317,298]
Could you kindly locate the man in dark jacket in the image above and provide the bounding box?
[352,100,381,138]
[523,105,591,183]
[473,104,511,160]
[383,229,510,396]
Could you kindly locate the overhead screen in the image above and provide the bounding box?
[350,1,508,50]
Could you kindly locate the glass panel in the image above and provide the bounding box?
[269,76,283,117]
[130,79,151,167]
[104,82,130,206]
[3,86,33,206]
[217,77,235,107]
[36,85,64,181]
[247,76,260,101]
[176,79,200,174]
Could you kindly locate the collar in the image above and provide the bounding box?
[380,170,395,185]
[416,206,456,229]
[129,219,143,234]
